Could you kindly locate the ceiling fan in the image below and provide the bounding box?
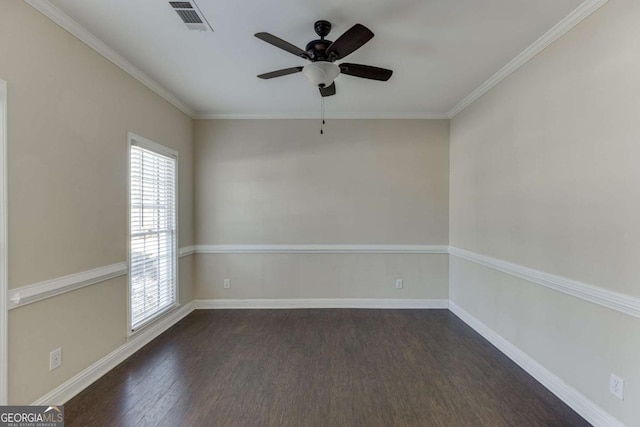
[255,20,393,97]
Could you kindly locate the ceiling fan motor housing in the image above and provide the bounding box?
[302,62,340,88]
[305,39,333,61]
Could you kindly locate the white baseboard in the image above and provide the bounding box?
[30,298,441,404]
[29,297,622,427]
[449,301,624,427]
[32,301,195,405]
[194,298,449,310]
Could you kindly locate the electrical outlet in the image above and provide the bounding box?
[223,279,230,289]
[49,348,62,371]
[610,373,624,400]
[395,279,403,289]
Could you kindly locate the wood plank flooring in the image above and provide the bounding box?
[64,309,590,426]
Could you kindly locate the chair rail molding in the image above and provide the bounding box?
[179,246,196,257]
[194,244,449,254]
[8,262,128,310]
[449,246,640,319]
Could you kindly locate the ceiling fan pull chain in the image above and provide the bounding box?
[320,96,325,135]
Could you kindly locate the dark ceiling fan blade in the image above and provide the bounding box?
[326,24,374,60]
[255,32,309,59]
[257,67,303,79]
[339,63,393,81]
[319,82,336,97]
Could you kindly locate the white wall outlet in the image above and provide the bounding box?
[49,348,62,371]
[223,279,230,289]
[610,373,624,400]
[395,279,403,289]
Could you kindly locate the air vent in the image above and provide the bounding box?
[169,2,192,8]
[170,1,213,32]
[176,10,202,24]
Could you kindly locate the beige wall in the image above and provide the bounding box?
[195,254,448,300]
[449,0,640,425]
[195,119,449,244]
[6,0,636,421]
[1,1,194,404]
[194,119,449,300]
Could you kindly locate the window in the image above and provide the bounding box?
[129,134,178,331]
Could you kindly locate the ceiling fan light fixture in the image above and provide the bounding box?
[302,62,340,88]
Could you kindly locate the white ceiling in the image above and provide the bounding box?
[49,0,585,117]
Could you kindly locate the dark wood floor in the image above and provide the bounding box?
[65,310,589,427]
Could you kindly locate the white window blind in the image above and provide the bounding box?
[129,139,177,330]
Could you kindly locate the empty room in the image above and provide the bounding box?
[0,0,638,425]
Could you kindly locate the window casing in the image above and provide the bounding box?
[128,134,178,331]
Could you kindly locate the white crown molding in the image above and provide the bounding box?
[449,301,624,427]
[196,112,450,120]
[194,244,449,254]
[179,246,196,258]
[24,0,608,122]
[447,0,609,118]
[8,262,127,310]
[23,0,197,118]
[449,246,640,319]
[32,301,195,405]
[195,299,449,310]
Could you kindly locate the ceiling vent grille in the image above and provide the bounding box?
[170,1,213,32]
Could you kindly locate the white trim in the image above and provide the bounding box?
[128,132,178,158]
[23,0,608,122]
[0,79,8,404]
[449,301,624,427]
[8,263,127,310]
[23,0,196,118]
[447,0,609,118]
[195,299,449,310]
[196,112,450,120]
[24,0,609,122]
[194,244,449,254]
[4,245,446,310]
[32,302,195,405]
[179,246,196,258]
[127,133,179,333]
[449,246,640,319]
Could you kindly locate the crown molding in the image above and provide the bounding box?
[447,0,609,118]
[24,0,608,122]
[23,0,197,118]
[195,112,450,120]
